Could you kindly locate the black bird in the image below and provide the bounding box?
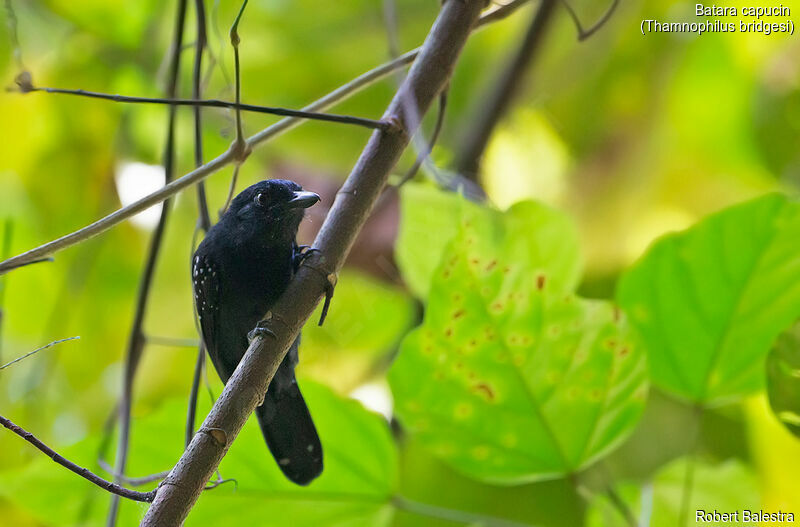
[192,179,323,485]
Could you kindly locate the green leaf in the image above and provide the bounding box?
[766,319,800,438]
[395,183,485,299]
[587,459,759,527]
[0,382,397,527]
[395,183,582,299]
[390,202,647,483]
[617,193,800,405]
[301,271,416,392]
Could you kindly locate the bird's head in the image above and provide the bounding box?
[225,179,320,244]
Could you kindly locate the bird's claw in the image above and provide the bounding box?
[294,246,336,326]
[318,273,337,327]
[248,320,276,342]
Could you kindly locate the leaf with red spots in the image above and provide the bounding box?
[617,194,800,404]
[389,204,647,483]
[396,183,581,299]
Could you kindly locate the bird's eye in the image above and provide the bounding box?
[254,192,268,207]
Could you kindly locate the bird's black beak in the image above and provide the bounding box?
[287,190,320,209]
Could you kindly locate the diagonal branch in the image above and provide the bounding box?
[0,415,156,503]
[453,0,557,181]
[0,0,529,277]
[140,0,486,524]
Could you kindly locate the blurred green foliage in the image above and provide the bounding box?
[1,0,800,526]
[767,320,800,438]
[587,459,759,527]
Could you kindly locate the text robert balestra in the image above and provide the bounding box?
[696,509,795,523]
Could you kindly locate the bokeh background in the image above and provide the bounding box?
[1,0,799,525]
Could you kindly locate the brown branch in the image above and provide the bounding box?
[0,0,528,276]
[140,1,485,524]
[107,0,188,524]
[0,415,156,502]
[452,0,557,182]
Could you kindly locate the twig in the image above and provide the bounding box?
[229,0,249,153]
[107,1,188,524]
[0,415,156,502]
[0,336,80,370]
[560,0,620,41]
[15,87,388,132]
[478,0,531,26]
[141,1,487,523]
[392,495,537,527]
[186,226,207,448]
[453,0,557,181]
[98,459,171,487]
[219,164,241,216]
[205,474,237,490]
[0,150,233,275]
[186,345,206,446]
[396,89,448,186]
[0,0,529,276]
[193,0,212,232]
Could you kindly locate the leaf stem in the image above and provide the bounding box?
[392,495,538,527]
[679,405,704,527]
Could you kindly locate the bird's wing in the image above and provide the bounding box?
[192,252,222,367]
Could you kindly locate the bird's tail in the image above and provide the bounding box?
[255,375,323,485]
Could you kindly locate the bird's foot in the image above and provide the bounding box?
[248,319,277,342]
[293,245,318,271]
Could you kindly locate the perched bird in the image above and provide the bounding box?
[192,179,323,485]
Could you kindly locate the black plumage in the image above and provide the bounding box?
[192,179,323,485]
